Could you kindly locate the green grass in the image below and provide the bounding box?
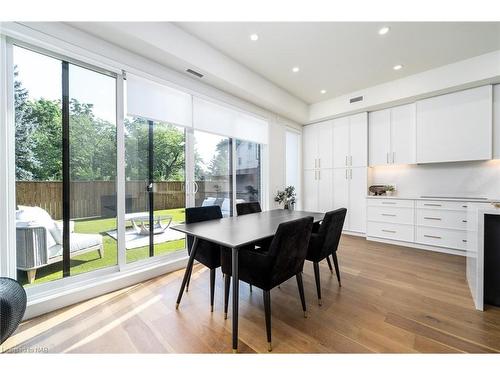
[19,208,186,286]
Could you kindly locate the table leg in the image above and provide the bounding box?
[176,237,199,309]
[231,247,239,353]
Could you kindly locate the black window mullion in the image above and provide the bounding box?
[229,138,233,217]
[62,61,70,277]
[148,120,154,257]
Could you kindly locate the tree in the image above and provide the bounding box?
[207,139,230,178]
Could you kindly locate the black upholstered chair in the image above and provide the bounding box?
[306,208,346,305]
[1,277,27,345]
[235,201,262,216]
[176,206,224,312]
[221,216,313,351]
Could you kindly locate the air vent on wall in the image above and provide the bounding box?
[186,68,204,78]
[349,95,363,104]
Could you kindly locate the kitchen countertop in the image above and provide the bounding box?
[366,195,500,203]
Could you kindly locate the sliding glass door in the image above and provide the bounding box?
[193,130,232,217]
[125,118,186,263]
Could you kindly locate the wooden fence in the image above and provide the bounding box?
[16,181,187,220]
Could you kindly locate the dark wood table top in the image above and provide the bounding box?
[171,209,324,248]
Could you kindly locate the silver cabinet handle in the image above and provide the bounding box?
[386,152,389,164]
[314,171,317,180]
[345,155,348,166]
[314,158,317,168]
[318,158,321,168]
[424,203,442,207]
[318,170,320,180]
[382,201,396,205]
[462,205,468,208]
[345,169,348,179]
[462,220,467,223]
[381,213,396,217]
[424,217,442,221]
[350,169,352,179]
[462,239,467,243]
[392,152,395,164]
[382,229,396,233]
[349,155,352,166]
[424,235,442,239]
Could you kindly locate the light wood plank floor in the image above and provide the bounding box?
[4,235,500,353]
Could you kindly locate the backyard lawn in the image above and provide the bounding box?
[19,208,186,286]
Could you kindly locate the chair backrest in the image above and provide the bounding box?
[268,216,313,285]
[236,201,262,216]
[317,208,347,258]
[0,277,27,345]
[185,206,223,251]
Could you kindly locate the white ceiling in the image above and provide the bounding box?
[176,22,500,103]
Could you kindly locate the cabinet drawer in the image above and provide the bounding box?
[367,198,414,208]
[367,206,414,225]
[367,221,414,242]
[415,226,468,250]
[416,208,467,230]
[416,200,469,211]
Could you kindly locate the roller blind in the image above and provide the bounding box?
[193,97,269,144]
[126,74,192,127]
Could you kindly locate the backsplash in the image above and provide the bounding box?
[368,159,500,199]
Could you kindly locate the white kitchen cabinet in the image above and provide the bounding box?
[494,84,500,160]
[416,85,492,163]
[317,169,334,212]
[303,169,318,212]
[369,103,415,166]
[349,167,367,233]
[303,120,333,170]
[332,113,367,168]
[333,168,349,219]
[332,117,350,168]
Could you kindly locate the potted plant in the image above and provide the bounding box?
[384,185,396,197]
[274,186,296,210]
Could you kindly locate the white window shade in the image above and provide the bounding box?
[193,97,268,144]
[126,74,192,127]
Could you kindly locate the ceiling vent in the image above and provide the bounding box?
[186,68,204,78]
[349,95,363,104]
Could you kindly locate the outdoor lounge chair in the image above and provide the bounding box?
[15,206,103,283]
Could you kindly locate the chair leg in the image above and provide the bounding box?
[313,262,322,306]
[210,268,216,312]
[224,273,231,319]
[185,265,193,292]
[296,272,307,318]
[249,283,253,293]
[263,290,272,352]
[332,253,341,287]
[326,256,334,274]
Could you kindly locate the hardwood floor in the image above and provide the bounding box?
[4,235,500,353]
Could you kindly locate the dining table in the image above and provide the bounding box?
[171,208,324,352]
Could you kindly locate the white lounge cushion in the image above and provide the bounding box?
[201,197,217,207]
[17,205,63,245]
[47,233,102,259]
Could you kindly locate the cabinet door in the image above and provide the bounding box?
[317,120,334,169]
[368,109,391,166]
[348,167,367,233]
[332,117,350,168]
[332,168,350,229]
[317,169,334,213]
[349,112,368,167]
[416,85,492,163]
[303,169,318,212]
[391,103,416,165]
[303,124,318,170]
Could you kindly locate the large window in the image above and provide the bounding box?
[14,46,118,285]
[236,140,261,205]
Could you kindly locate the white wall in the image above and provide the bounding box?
[309,50,500,123]
[369,160,500,200]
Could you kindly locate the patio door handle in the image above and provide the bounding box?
[193,181,199,194]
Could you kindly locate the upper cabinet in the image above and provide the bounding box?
[416,85,492,164]
[333,112,368,168]
[303,120,333,170]
[369,103,416,166]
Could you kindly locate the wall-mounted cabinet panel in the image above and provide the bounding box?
[369,103,415,166]
[416,85,492,164]
[350,112,368,167]
[317,121,334,169]
[494,84,500,160]
[303,124,319,170]
[332,117,350,168]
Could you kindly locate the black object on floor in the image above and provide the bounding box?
[484,214,500,307]
[0,277,27,344]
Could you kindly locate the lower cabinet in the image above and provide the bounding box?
[367,197,469,255]
[303,169,334,212]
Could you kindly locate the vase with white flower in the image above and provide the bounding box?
[274,186,296,210]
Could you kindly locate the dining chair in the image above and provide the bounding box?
[235,201,262,216]
[306,208,346,306]
[221,216,313,351]
[176,205,224,312]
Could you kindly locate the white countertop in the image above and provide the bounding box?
[366,195,500,203]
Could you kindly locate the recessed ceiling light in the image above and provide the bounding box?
[249,33,259,41]
[292,66,300,73]
[320,89,327,94]
[393,64,403,70]
[378,26,390,35]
